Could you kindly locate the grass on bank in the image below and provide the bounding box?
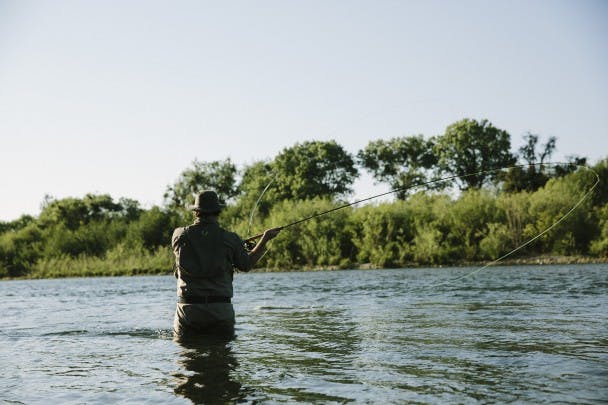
[29,245,174,279]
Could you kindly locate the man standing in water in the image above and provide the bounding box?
[172,190,281,338]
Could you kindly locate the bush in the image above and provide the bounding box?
[526,169,599,255]
[590,204,608,257]
[0,224,43,277]
[260,198,355,269]
[350,200,414,267]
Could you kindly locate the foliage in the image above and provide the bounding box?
[502,133,555,192]
[525,168,599,255]
[260,198,356,269]
[230,160,278,231]
[350,200,415,267]
[0,223,43,277]
[587,159,608,207]
[39,194,124,230]
[444,190,502,261]
[0,132,605,279]
[164,158,238,211]
[436,118,516,189]
[502,133,588,193]
[357,135,442,198]
[125,207,179,251]
[590,203,608,257]
[0,215,35,234]
[271,140,359,201]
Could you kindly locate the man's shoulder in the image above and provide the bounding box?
[219,228,245,248]
[172,226,188,237]
[172,226,191,246]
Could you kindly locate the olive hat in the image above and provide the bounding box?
[189,190,225,213]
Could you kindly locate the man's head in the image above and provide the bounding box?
[190,190,225,217]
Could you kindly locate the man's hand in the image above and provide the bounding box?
[261,227,282,242]
[248,227,282,266]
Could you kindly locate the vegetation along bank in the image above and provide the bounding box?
[2,118,607,279]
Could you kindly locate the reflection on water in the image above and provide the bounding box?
[173,333,252,404]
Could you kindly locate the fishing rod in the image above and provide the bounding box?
[243,162,599,243]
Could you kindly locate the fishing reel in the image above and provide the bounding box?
[244,239,257,252]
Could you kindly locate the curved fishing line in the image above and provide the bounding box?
[246,173,278,263]
[244,163,600,280]
[435,163,600,286]
[246,174,276,237]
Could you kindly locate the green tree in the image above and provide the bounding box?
[502,133,556,192]
[409,193,456,264]
[525,169,599,255]
[587,159,608,207]
[350,201,415,267]
[232,160,277,227]
[590,203,608,257]
[272,140,359,201]
[38,194,122,230]
[436,119,516,189]
[116,197,143,221]
[0,215,35,234]
[261,198,356,269]
[0,223,43,277]
[125,206,177,250]
[445,190,502,261]
[357,135,441,198]
[164,158,238,210]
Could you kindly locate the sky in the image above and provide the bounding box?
[1,0,607,221]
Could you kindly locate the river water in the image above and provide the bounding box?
[1,264,607,404]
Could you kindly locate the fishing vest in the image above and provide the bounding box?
[172,222,230,279]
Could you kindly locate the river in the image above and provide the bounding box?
[1,264,607,404]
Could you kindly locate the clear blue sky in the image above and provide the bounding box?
[1,0,606,221]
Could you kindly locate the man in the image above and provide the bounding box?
[172,190,281,338]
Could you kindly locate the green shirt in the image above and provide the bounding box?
[172,217,252,298]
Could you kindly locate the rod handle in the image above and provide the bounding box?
[244,232,264,243]
[244,226,284,243]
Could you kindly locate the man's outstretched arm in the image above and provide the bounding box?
[248,227,282,267]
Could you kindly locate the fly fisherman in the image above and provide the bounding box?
[172,190,281,338]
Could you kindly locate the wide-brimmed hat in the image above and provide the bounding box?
[189,190,225,213]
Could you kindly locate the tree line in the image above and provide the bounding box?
[1,118,607,278]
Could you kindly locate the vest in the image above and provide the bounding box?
[172,222,229,279]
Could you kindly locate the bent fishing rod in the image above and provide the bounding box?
[243,162,599,243]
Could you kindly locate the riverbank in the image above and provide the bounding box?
[292,254,608,272]
[2,254,606,280]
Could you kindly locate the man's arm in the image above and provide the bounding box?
[248,227,281,267]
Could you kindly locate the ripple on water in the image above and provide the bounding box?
[0,265,606,403]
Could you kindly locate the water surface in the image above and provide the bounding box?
[1,265,607,403]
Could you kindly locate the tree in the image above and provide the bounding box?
[271,140,359,201]
[554,156,588,177]
[234,160,277,219]
[502,133,556,192]
[0,215,35,234]
[126,206,177,250]
[502,133,589,193]
[357,135,440,199]
[116,198,143,222]
[436,119,516,189]
[164,158,238,209]
[38,194,122,230]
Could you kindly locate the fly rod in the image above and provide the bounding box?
[243,172,459,243]
[242,162,597,243]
